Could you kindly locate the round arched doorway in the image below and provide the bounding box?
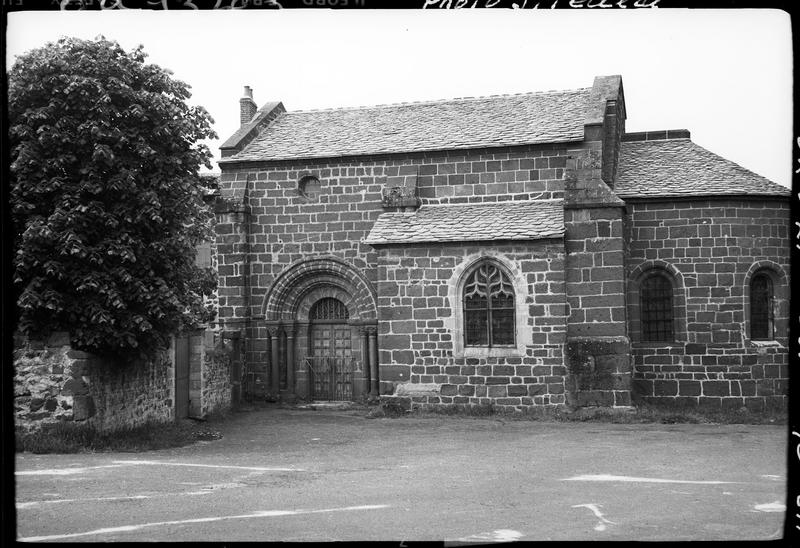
[261,256,379,402]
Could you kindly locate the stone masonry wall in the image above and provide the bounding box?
[375,240,568,413]
[565,207,627,337]
[563,206,632,408]
[625,198,790,411]
[15,330,233,433]
[216,143,570,382]
[14,332,174,433]
[201,330,234,416]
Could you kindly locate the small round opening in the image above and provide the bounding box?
[298,175,322,200]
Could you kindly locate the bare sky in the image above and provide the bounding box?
[6,8,793,187]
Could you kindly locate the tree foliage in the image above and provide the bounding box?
[10,36,218,358]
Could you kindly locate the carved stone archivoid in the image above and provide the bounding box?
[381,165,419,210]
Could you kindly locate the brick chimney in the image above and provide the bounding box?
[240,86,257,126]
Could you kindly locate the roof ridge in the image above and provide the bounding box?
[622,129,691,142]
[290,88,591,114]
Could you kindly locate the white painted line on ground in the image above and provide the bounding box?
[450,529,523,543]
[17,504,389,542]
[572,503,616,532]
[16,491,212,509]
[753,501,785,513]
[16,465,127,476]
[112,459,304,472]
[563,474,739,485]
[761,474,782,480]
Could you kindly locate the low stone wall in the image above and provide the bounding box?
[83,349,174,432]
[631,342,788,412]
[201,330,234,416]
[14,332,174,433]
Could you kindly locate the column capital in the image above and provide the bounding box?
[355,320,378,335]
[284,323,297,337]
[265,321,281,337]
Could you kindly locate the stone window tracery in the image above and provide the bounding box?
[463,262,515,347]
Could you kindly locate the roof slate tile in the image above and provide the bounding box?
[364,200,564,245]
[223,89,591,162]
[615,138,789,198]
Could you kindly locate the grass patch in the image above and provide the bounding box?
[617,404,787,425]
[366,402,786,425]
[366,400,408,418]
[16,419,223,454]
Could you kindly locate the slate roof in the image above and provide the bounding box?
[222,89,591,162]
[364,200,564,245]
[615,138,790,199]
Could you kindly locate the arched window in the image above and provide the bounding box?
[640,272,674,342]
[750,272,774,340]
[463,262,515,347]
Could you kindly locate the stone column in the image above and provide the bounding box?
[360,327,370,397]
[294,322,311,399]
[367,326,379,398]
[267,323,280,399]
[285,323,296,395]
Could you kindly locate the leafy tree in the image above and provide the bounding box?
[9,36,217,358]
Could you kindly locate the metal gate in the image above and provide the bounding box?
[305,356,357,401]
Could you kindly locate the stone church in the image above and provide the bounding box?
[213,75,789,413]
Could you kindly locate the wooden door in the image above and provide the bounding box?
[309,324,353,401]
[308,298,353,401]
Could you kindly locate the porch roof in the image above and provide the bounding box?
[364,199,564,246]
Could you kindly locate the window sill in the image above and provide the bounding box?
[460,346,523,358]
[748,340,783,348]
[631,342,686,352]
[632,342,682,348]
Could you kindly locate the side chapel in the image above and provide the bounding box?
[213,75,789,412]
